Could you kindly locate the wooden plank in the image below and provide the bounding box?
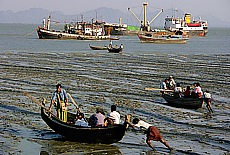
[67,93,81,113]
[145,87,173,92]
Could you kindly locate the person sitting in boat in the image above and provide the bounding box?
[120,44,123,49]
[75,112,89,127]
[168,76,176,90]
[89,107,105,127]
[174,83,183,98]
[105,105,120,125]
[183,86,192,98]
[160,78,170,90]
[192,82,203,98]
[49,83,68,122]
[109,40,113,48]
[126,118,173,151]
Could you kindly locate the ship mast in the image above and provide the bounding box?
[143,2,148,30]
[128,2,163,32]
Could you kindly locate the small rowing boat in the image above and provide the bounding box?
[41,104,128,144]
[162,93,203,109]
[108,47,123,53]
[89,44,108,50]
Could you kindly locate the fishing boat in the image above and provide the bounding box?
[162,93,203,109]
[89,44,108,50]
[108,47,123,53]
[37,16,118,40]
[137,32,189,44]
[107,44,123,53]
[164,13,208,37]
[41,106,128,144]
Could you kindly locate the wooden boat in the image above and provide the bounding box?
[89,44,108,50]
[162,93,203,109]
[107,46,123,53]
[137,33,189,44]
[41,106,128,144]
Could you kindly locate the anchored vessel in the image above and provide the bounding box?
[37,16,118,40]
[164,13,208,36]
[138,32,189,44]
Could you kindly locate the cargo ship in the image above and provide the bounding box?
[164,13,208,36]
[104,18,128,35]
[37,16,119,40]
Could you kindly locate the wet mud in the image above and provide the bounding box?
[0,51,229,154]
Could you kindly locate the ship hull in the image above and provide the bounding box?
[185,29,208,37]
[37,28,112,40]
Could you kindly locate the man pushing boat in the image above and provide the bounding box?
[126,117,173,151]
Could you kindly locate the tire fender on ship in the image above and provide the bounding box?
[58,34,62,38]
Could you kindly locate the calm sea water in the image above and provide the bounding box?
[0,23,230,54]
[0,23,229,155]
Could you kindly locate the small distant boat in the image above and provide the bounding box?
[108,47,123,53]
[89,44,108,50]
[162,93,203,109]
[137,32,189,44]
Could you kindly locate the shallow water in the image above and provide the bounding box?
[0,24,229,154]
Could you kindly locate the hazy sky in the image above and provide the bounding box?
[1,0,230,23]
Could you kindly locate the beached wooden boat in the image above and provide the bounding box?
[89,44,108,50]
[162,93,203,109]
[108,47,123,53]
[41,106,128,144]
[137,33,189,44]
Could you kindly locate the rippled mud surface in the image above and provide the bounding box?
[0,51,229,154]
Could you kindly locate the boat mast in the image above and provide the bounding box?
[128,2,163,32]
[143,2,148,30]
[149,9,163,25]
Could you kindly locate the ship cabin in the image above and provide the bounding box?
[164,13,208,32]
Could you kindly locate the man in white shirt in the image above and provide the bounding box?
[108,105,120,124]
[127,118,173,151]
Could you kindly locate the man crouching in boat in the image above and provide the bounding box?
[49,83,68,122]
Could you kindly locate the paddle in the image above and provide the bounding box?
[67,93,81,113]
[145,87,173,92]
[23,92,56,117]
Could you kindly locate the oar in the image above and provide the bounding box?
[67,93,81,113]
[145,87,173,92]
[23,92,56,117]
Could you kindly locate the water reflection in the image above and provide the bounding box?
[40,140,122,155]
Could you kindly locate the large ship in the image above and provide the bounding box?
[37,16,119,40]
[104,18,128,35]
[164,13,208,36]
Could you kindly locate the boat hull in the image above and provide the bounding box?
[108,47,123,53]
[137,33,188,44]
[162,94,203,109]
[89,45,108,50]
[37,28,112,40]
[185,29,208,37]
[41,107,127,144]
